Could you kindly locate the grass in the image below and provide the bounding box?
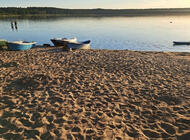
[0,40,7,50]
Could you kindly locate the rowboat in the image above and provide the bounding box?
[67,40,91,50]
[173,41,190,45]
[7,41,36,51]
[51,38,77,46]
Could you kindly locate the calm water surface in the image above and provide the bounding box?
[1,16,190,52]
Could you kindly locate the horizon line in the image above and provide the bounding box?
[1,7,190,10]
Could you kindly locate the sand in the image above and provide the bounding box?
[0,46,190,139]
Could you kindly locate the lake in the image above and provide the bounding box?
[1,16,190,52]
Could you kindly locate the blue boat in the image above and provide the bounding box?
[7,41,36,51]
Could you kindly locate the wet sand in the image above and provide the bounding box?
[0,46,190,139]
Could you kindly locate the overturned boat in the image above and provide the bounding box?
[67,40,91,50]
[173,41,190,45]
[7,41,36,51]
[51,37,77,47]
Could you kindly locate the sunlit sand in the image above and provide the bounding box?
[0,47,190,139]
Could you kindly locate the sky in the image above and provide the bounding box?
[0,0,190,9]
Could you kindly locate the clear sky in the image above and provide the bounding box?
[0,0,190,9]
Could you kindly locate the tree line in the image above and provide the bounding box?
[0,7,190,16]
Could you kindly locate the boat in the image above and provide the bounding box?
[51,38,77,46]
[7,41,36,51]
[67,40,91,50]
[173,41,190,45]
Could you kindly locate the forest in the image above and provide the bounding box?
[0,7,190,17]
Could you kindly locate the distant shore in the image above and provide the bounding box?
[1,7,190,17]
[0,47,190,139]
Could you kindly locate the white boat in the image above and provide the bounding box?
[51,37,77,46]
[67,40,91,50]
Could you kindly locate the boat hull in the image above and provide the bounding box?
[51,39,67,46]
[173,41,190,45]
[51,38,77,47]
[67,40,91,50]
[7,42,36,51]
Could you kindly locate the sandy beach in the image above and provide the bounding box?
[0,46,190,139]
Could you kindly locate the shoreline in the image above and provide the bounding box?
[2,44,190,53]
[1,12,190,18]
[1,7,190,18]
[0,47,190,139]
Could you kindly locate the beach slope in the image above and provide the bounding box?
[0,47,190,139]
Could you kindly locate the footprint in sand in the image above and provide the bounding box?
[125,126,139,138]
[1,133,22,140]
[19,118,33,127]
[66,133,74,140]
[71,127,81,133]
[72,133,84,140]
[31,112,41,121]
[41,132,54,139]
[0,62,18,68]
[0,127,8,134]
[5,77,40,91]
[142,129,161,138]
[5,74,51,92]
[158,95,182,105]
[24,129,40,139]
[178,132,190,140]
[160,122,176,135]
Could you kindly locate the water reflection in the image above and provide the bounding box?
[11,21,14,31]
[14,21,18,31]
[10,21,18,31]
[1,16,190,52]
